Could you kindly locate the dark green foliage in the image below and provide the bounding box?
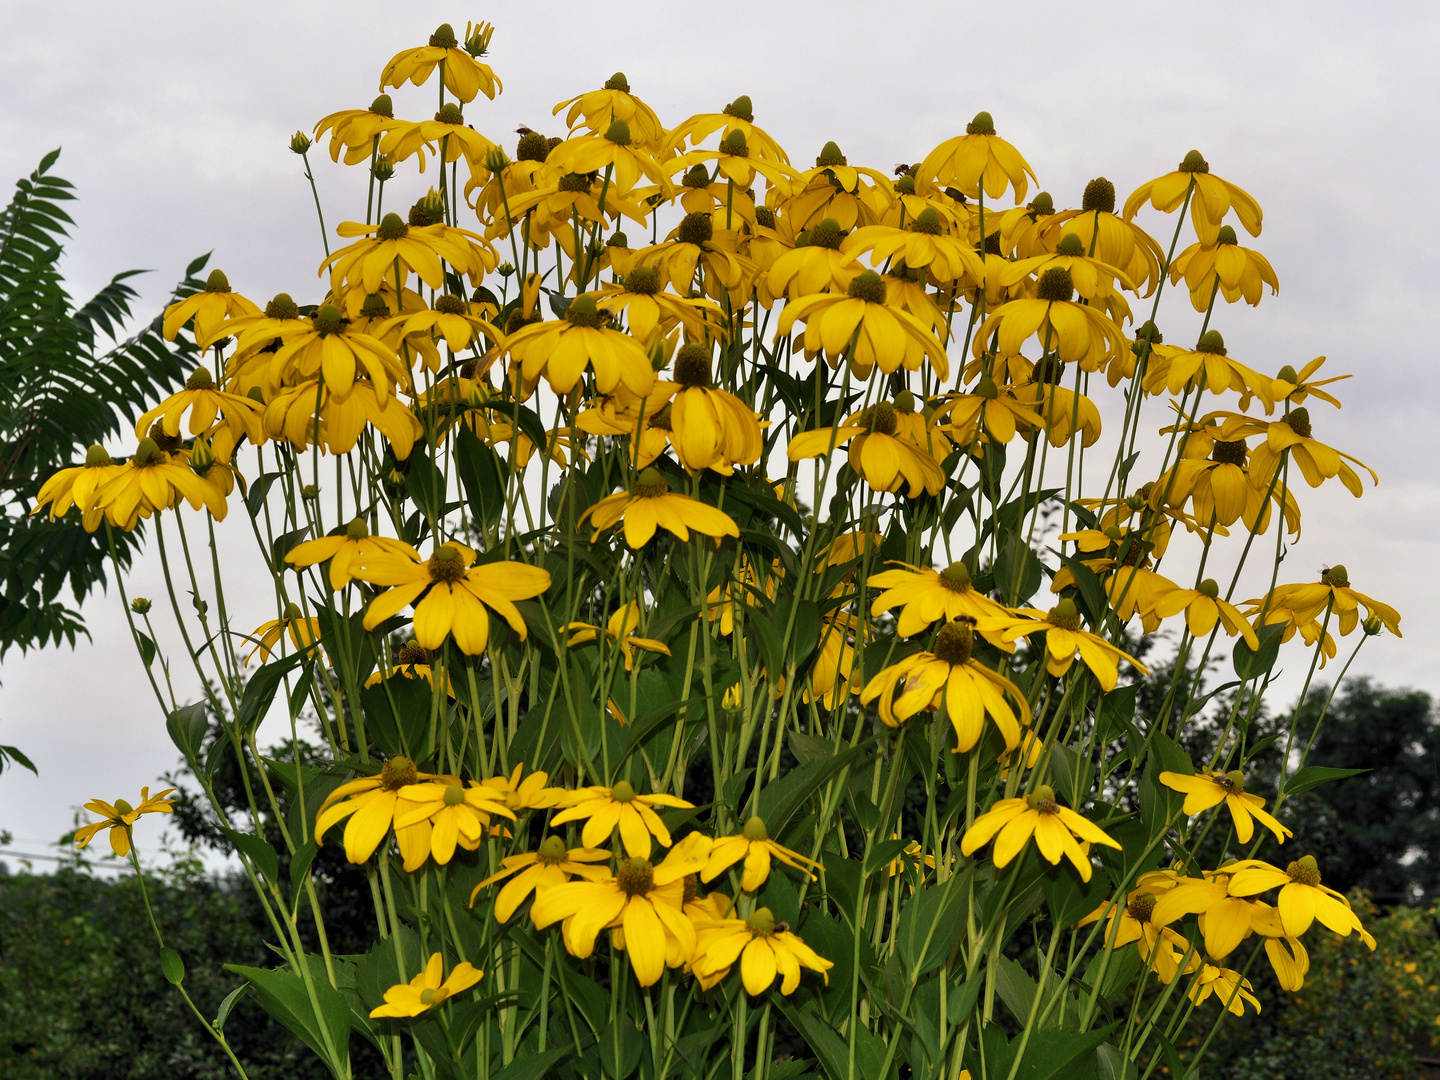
[0,149,207,655]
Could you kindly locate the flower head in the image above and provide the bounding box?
[549,780,695,857]
[701,815,824,892]
[74,787,177,857]
[369,952,483,1019]
[960,785,1120,881]
[580,469,739,549]
[1159,769,1290,844]
[691,907,834,995]
[470,836,612,921]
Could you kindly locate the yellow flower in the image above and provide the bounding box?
[666,129,799,193]
[1003,599,1148,690]
[1001,231,1137,311]
[667,96,791,165]
[391,781,517,866]
[547,120,671,199]
[565,601,672,671]
[805,611,866,707]
[691,907,833,995]
[1034,180,1166,296]
[580,468,740,548]
[593,266,726,343]
[788,402,946,498]
[322,213,496,297]
[1169,225,1278,310]
[1256,565,1400,638]
[369,952,483,1019]
[74,787,176,857]
[312,94,404,164]
[162,269,261,349]
[351,541,551,656]
[1124,150,1262,246]
[777,270,950,380]
[476,763,570,813]
[1187,965,1261,1016]
[1151,870,1292,963]
[530,850,697,987]
[469,836,612,921]
[1150,579,1259,648]
[629,212,756,304]
[379,22,501,103]
[975,268,1127,374]
[262,379,422,460]
[842,209,984,284]
[315,756,438,868]
[701,816,823,892]
[92,438,229,529]
[778,143,893,232]
[1077,887,1200,984]
[860,619,1031,752]
[549,779,695,858]
[1226,855,1375,944]
[554,73,667,151]
[662,344,764,474]
[760,216,861,302]
[32,445,129,532]
[1012,380,1104,449]
[1140,332,1274,410]
[362,639,456,698]
[377,103,497,172]
[1244,408,1377,496]
[257,303,412,400]
[378,294,503,356]
[504,294,656,398]
[960,785,1121,881]
[1159,769,1290,844]
[866,561,1012,639]
[935,377,1048,447]
[135,366,264,449]
[243,602,323,666]
[284,517,420,590]
[917,111,1036,202]
[1271,356,1349,410]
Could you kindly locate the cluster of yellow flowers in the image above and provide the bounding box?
[316,757,830,997]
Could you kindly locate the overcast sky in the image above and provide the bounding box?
[1,0,1435,868]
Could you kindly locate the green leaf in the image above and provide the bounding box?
[224,963,351,1073]
[160,947,185,985]
[757,739,870,837]
[598,1018,644,1080]
[490,1045,575,1080]
[1283,765,1370,796]
[222,827,280,888]
[895,870,969,976]
[165,702,209,764]
[862,838,910,877]
[0,742,37,776]
[236,652,305,736]
[214,984,249,1031]
[1096,1044,1138,1080]
[136,630,157,668]
[1233,620,1285,681]
[778,1000,889,1080]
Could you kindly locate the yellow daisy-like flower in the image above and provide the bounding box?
[666,129,799,193]
[1140,332,1274,410]
[74,787,176,858]
[661,344,764,475]
[1151,869,1274,960]
[1187,964,1261,1017]
[134,366,264,449]
[262,378,422,460]
[1003,599,1148,690]
[1159,769,1291,844]
[312,94,404,164]
[549,779,695,858]
[594,266,726,343]
[691,907,833,995]
[701,815,824,892]
[1150,579,1259,648]
[975,268,1127,374]
[284,517,420,591]
[564,600,672,671]
[1226,856,1375,944]
[1244,408,1377,497]
[1169,225,1278,311]
[32,445,129,532]
[628,212,757,303]
[259,304,411,400]
[362,639,456,699]
[1077,887,1200,984]
[469,836,612,921]
[391,780,517,867]
[243,602,323,666]
[842,208,985,284]
[866,560,1012,639]
[1124,150,1262,246]
[322,213,497,297]
[860,620,1031,753]
[554,73,666,151]
[530,850,697,987]
[91,438,229,529]
[777,270,950,380]
[667,96,790,165]
[1001,232,1136,310]
[934,377,1048,447]
[369,952,484,1019]
[547,120,671,199]
[805,610,866,707]
[917,111,1036,202]
[315,756,436,867]
[161,269,261,349]
[1271,356,1349,410]
[350,541,551,656]
[761,217,861,302]
[778,143,893,232]
[377,103,497,173]
[960,784,1121,882]
[1034,180,1166,296]
[476,763,569,813]
[379,22,501,103]
[503,294,656,398]
[787,401,946,498]
[580,468,740,548]
[1259,564,1400,638]
[378,294,503,356]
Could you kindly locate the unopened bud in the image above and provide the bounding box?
[289,131,312,155]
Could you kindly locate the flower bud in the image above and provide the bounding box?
[289,131,312,155]
[130,597,152,615]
